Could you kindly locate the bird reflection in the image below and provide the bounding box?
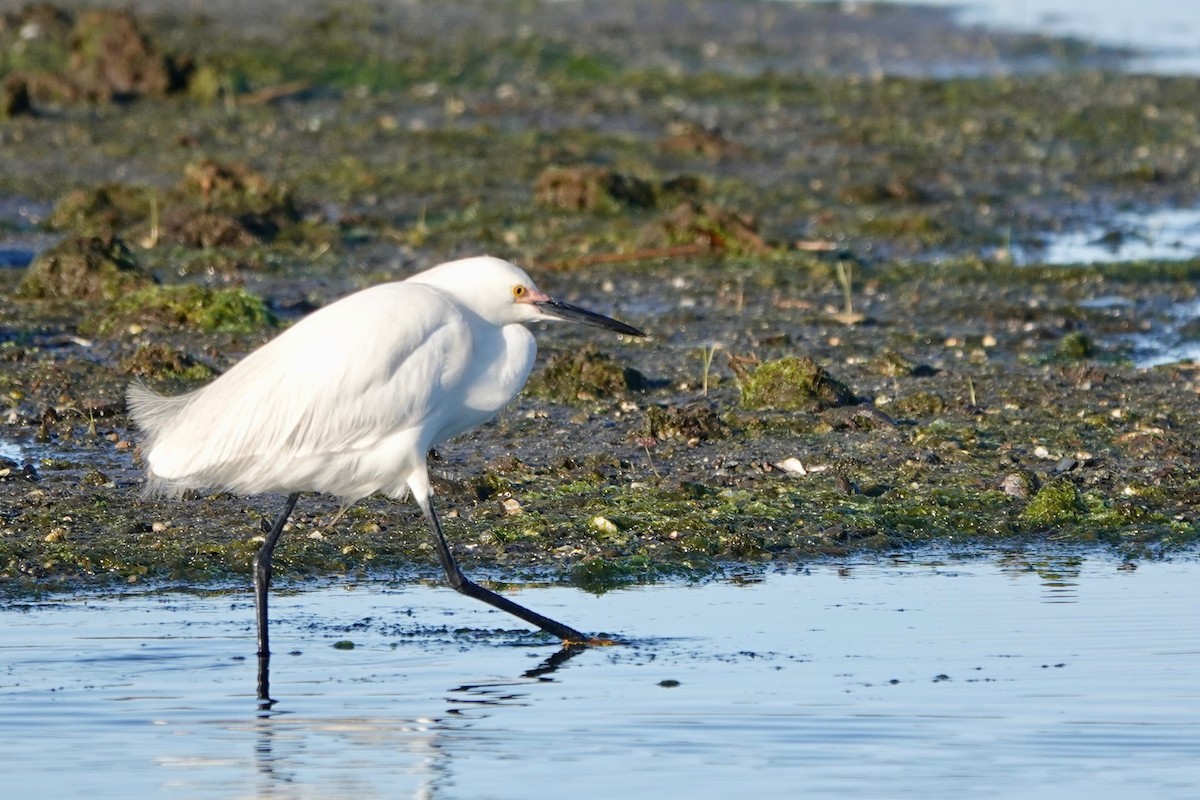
[252,640,591,795]
[256,640,588,710]
[443,643,589,716]
[522,642,589,679]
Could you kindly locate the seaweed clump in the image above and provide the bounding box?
[641,201,769,254]
[644,403,729,443]
[529,345,646,402]
[18,235,154,301]
[96,284,275,334]
[118,342,216,381]
[534,165,658,212]
[0,7,193,107]
[50,184,153,237]
[731,355,856,412]
[1021,477,1086,527]
[48,159,302,248]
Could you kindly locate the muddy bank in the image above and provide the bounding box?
[2,1,1199,593]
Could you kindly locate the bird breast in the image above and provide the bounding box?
[430,317,536,445]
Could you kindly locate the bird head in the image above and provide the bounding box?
[409,256,645,337]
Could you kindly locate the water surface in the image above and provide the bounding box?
[2,556,1197,798]
[879,0,1200,74]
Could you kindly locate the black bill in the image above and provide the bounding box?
[536,298,646,337]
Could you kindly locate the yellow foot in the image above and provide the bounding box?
[563,636,623,647]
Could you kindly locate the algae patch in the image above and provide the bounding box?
[49,159,304,249]
[0,6,194,108]
[18,235,154,302]
[529,345,646,402]
[732,355,857,412]
[643,402,729,442]
[118,343,216,382]
[1022,478,1086,527]
[534,166,657,212]
[96,284,275,334]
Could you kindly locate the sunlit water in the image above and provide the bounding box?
[1017,207,1200,267]
[1019,208,1200,368]
[2,556,1198,798]
[877,0,1200,75]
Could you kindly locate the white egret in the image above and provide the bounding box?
[128,255,644,665]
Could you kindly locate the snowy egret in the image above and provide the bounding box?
[128,255,644,663]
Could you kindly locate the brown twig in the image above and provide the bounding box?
[237,81,313,106]
[540,244,709,271]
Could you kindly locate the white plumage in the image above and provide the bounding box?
[130,257,541,502]
[127,255,644,674]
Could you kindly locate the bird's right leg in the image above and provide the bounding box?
[419,496,596,644]
[254,492,299,706]
[253,492,300,658]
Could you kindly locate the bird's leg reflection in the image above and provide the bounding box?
[420,498,605,644]
[447,644,588,715]
[257,652,274,710]
[522,643,588,679]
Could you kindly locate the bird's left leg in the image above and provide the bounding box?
[418,495,594,644]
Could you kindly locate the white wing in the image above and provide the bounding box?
[129,281,474,499]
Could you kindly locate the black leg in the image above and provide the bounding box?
[254,493,300,659]
[254,493,299,707]
[420,497,598,644]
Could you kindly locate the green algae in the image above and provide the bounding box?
[18,235,154,302]
[118,342,216,382]
[47,160,304,251]
[888,391,947,419]
[1021,478,1086,527]
[527,345,646,403]
[643,403,729,442]
[50,184,155,238]
[95,284,275,334]
[1056,332,1095,360]
[733,356,856,412]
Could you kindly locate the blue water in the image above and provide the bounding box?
[2,556,1198,798]
[878,0,1200,75]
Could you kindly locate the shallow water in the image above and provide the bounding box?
[1018,206,1200,266]
[883,0,1200,75]
[1131,296,1200,368]
[2,555,1198,798]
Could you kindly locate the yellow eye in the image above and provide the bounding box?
[512,285,527,299]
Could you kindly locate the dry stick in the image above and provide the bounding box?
[238,81,313,106]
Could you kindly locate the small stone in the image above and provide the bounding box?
[590,516,620,535]
[774,457,808,475]
[1000,472,1035,499]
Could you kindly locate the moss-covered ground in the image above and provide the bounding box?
[2,1,1199,595]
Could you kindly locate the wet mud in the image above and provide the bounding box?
[2,0,1199,594]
